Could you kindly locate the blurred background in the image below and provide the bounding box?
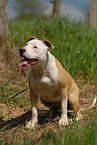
[7,0,90,22]
[6,0,96,24]
[0,0,97,41]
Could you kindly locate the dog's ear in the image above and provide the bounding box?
[42,40,54,49]
[27,36,38,42]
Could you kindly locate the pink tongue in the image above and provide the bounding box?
[19,61,28,66]
[19,59,37,67]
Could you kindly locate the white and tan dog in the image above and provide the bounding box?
[19,36,96,129]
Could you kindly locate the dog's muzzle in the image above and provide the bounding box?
[20,48,26,57]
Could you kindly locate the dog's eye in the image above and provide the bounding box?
[34,46,37,48]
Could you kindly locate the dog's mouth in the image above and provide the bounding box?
[19,57,38,66]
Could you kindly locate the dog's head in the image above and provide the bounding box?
[19,36,54,67]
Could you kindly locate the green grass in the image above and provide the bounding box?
[9,18,97,81]
[0,80,29,105]
[39,117,97,145]
[0,80,12,104]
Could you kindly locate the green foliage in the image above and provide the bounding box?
[0,80,28,104]
[9,18,97,80]
[0,80,12,104]
[38,116,97,145]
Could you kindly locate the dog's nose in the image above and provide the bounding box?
[20,48,26,57]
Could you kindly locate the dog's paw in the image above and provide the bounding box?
[58,118,68,126]
[76,112,83,121]
[26,119,37,129]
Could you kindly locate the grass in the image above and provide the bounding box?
[9,18,97,81]
[0,115,97,145]
[0,80,12,104]
[0,80,29,105]
[0,17,97,144]
[39,117,97,145]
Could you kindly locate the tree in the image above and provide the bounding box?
[52,0,61,17]
[0,0,8,41]
[90,0,97,29]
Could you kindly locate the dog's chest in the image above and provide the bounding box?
[30,68,59,90]
[31,74,60,102]
[29,57,60,102]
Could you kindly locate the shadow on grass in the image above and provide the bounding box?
[0,110,32,130]
[0,109,59,130]
[0,109,74,130]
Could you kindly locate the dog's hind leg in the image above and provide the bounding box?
[68,86,83,120]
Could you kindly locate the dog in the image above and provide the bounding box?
[19,36,96,129]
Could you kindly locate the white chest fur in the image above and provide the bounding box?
[29,52,60,102]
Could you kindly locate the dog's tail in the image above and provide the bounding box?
[79,97,96,111]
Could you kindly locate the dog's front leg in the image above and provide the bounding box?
[26,89,38,129]
[58,88,68,126]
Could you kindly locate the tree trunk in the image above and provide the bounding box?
[0,0,8,41]
[90,0,97,29]
[53,0,61,17]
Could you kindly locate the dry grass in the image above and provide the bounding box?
[0,40,29,86]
